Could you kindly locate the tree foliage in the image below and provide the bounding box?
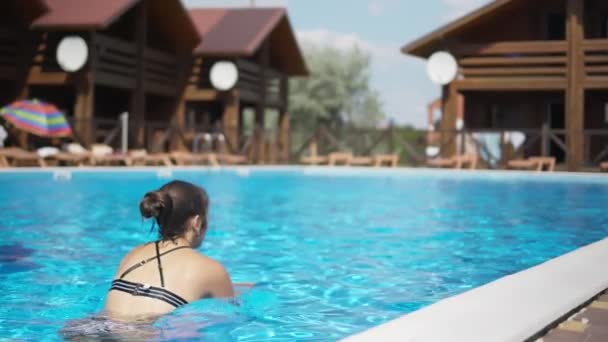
[289,44,385,130]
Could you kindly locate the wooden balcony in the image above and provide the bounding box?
[456,41,568,85]
[94,34,180,96]
[583,39,608,88]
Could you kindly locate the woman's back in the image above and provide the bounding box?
[105,240,232,319]
[104,181,234,319]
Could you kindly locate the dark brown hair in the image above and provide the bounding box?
[139,180,209,240]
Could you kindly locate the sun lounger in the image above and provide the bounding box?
[350,156,373,166]
[427,154,477,170]
[373,154,399,167]
[89,144,132,166]
[349,154,399,167]
[129,150,173,167]
[217,153,248,165]
[328,152,353,166]
[300,141,330,165]
[507,156,555,172]
[52,152,89,166]
[300,155,328,165]
[0,147,46,167]
[170,151,219,166]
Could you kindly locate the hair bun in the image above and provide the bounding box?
[140,191,172,219]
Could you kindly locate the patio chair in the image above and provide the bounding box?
[507,156,555,172]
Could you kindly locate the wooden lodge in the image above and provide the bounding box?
[185,8,307,163]
[0,2,306,164]
[402,0,608,171]
[0,0,200,150]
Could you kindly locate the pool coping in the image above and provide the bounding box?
[0,164,607,179]
[342,237,608,342]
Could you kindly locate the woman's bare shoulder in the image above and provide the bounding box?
[187,251,227,272]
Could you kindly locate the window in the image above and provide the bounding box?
[602,14,608,38]
[546,13,566,40]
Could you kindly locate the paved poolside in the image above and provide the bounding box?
[539,291,608,342]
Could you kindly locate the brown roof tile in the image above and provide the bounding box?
[189,8,307,76]
[32,0,138,29]
[29,0,200,52]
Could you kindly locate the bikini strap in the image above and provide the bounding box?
[119,243,190,281]
[155,241,164,287]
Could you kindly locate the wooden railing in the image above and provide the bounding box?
[95,34,179,95]
[291,124,425,165]
[429,127,608,168]
[94,34,137,89]
[144,48,179,95]
[457,41,568,79]
[583,39,608,83]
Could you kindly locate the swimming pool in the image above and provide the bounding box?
[1,167,608,341]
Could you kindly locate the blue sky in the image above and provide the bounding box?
[183,0,491,128]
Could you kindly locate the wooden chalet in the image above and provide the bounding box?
[403,0,608,171]
[185,8,307,163]
[0,0,200,149]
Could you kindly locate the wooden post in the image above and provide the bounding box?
[253,41,270,163]
[541,122,550,157]
[441,84,458,157]
[170,55,195,152]
[223,90,240,152]
[73,32,97,146]
[277,74,289,163]
[566,0,585,171]
[131,1,147,149]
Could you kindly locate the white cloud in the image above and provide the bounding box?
[368,1,385,16]
[297,29,403,65]
[182,0,288,8]
[296,29,437,128]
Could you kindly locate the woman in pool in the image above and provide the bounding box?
[105,180,234,319]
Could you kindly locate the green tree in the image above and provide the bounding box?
[289,44,385,130]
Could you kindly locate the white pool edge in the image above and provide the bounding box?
[342,237,608,342]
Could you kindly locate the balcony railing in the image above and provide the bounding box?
[94,34,179,95]
[583,39,608,84]
[456,41,568,80]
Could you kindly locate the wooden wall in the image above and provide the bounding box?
[454,0,566,43]
[464,91,563,130]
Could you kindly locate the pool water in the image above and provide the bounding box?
[1,168,608,341]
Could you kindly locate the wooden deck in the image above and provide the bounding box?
[539,291,608,342]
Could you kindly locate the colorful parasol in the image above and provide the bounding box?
[0,99,72,137]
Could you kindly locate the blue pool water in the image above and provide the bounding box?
[1,168,608,341]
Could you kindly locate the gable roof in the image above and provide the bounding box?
[401,0,521,58]
[189,8,307,76]
[31,0,138,29]
[30,0,200,52]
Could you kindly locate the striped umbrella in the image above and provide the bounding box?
[0,99,72,137]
